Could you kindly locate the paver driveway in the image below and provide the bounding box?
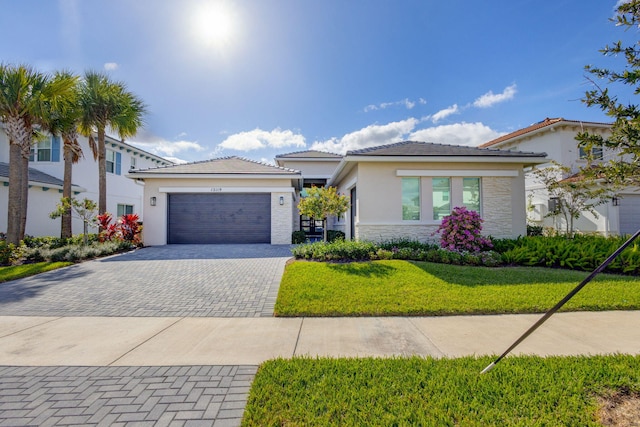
[0,244,293,318]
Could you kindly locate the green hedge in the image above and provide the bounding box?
[496,235,640,275]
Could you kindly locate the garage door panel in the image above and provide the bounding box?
[168,193,271,244]
[619,194,640,236]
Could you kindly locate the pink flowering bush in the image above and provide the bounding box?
[436,206,493,252]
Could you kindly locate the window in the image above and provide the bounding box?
[117,204,134,217]
[106,150,115,173]
[432,178,451,220]
[402,178,420,220]
[579,145,603,160]
[29,139,51,162]
[462,178,481,213]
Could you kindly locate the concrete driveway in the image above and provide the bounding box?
[0,244,293,317]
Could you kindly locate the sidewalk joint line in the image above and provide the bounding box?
[0,316,63,339]
[107,317,185,366]
[292,317,304,357]
[406,318,445,357]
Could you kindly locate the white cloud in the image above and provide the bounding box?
[128,130,206,160]
[311,118,419,154]
[430,104,459,123]
[473,84,517,108]
[409,122,505,147]
[364,98,426,112]
[104,62,119,71]
[218,128,306,151]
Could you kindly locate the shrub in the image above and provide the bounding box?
[327,230,345,242]
[527,224,544,236]
[292,231,307,244]
[378,239,438,252]
[291,240,377,261]
[436,207,493,252]
[0,241,24,266]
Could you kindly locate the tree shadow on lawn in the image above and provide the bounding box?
[405,261,630,288]
[326,262,396,278]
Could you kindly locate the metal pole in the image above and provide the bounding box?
[481,228,640,374]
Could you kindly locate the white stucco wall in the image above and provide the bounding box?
[333,161,529,242]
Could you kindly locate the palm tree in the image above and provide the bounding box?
[0,64,76,244]
[78,71,146,216]
[42,71,82,239]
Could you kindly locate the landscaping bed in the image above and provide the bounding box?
[242,355,640,426]
[275,260,640,316]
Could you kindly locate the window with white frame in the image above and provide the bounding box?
[579,145,603,160]
[30,139,51,162]
[462,178,481,213]
[432,177,451,220]
[117,204,134,217]
[401,178,420,220]
[106,150,116,173]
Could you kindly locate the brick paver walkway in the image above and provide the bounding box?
[0,244,292,318]
[0,365,255,427]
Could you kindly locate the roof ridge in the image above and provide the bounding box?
[480,117,613,148]
[275,149,342,158]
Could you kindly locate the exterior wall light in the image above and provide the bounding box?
[612,196,619,206]
[150,196,156,206]
[279,196,285,205]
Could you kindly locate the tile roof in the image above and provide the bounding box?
[129,156,300,175]
[346,141,546,158]
[0,162,67,187]
[275,150,342,159]
[479,117,612,148]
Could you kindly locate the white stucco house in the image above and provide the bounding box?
[130,141,547,245]
[480,117,640,236]
[0,127,173,237]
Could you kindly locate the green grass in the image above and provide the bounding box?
[274,260,640,316]
[0,262,72,283]
[242,355,640,426]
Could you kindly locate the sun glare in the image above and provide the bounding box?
[192,1,237,49]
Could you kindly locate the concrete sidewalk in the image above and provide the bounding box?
[1,311,639,366]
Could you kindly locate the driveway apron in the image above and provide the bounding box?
[0,244,293,318]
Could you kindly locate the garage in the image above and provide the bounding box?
[618,194,640,236]
[167,193,271,244]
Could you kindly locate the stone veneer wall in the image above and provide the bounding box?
[271,192,293,244]
[481,177,514,238]
[356,224,440,243]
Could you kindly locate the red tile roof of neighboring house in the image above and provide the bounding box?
[480,118,612,148]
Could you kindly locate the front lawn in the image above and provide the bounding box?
[242,355,640,426]
[0,262,72,283]
[274,260,640,316]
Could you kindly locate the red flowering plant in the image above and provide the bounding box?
[96,213,142,245]
[96,213,118,242]
[436,206,492,252]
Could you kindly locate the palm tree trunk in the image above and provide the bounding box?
[97,127,107,216]
[61,146,73,239]
[19,153,29,241]
[7,143,23,245]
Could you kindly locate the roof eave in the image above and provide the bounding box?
[126,172,302,180]
[342,155,548,163]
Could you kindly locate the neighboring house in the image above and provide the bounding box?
[128,156,301,245]
[480,117,640,236]
[132,142,547,245]
[0,127,173,237]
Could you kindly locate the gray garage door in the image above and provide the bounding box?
[619,194,640,236]
[167,193,271,244]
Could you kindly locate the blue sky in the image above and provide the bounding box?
[0,1,633,164]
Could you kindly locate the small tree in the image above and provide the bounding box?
[529,162,614,236]
[576,0,640,187]
[297,186,349,242]
[50,197,97,245]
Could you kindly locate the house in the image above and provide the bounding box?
[132,142,547,245]
[128,156,301,245]
[0,127,173,237]
[479,118,640,236]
